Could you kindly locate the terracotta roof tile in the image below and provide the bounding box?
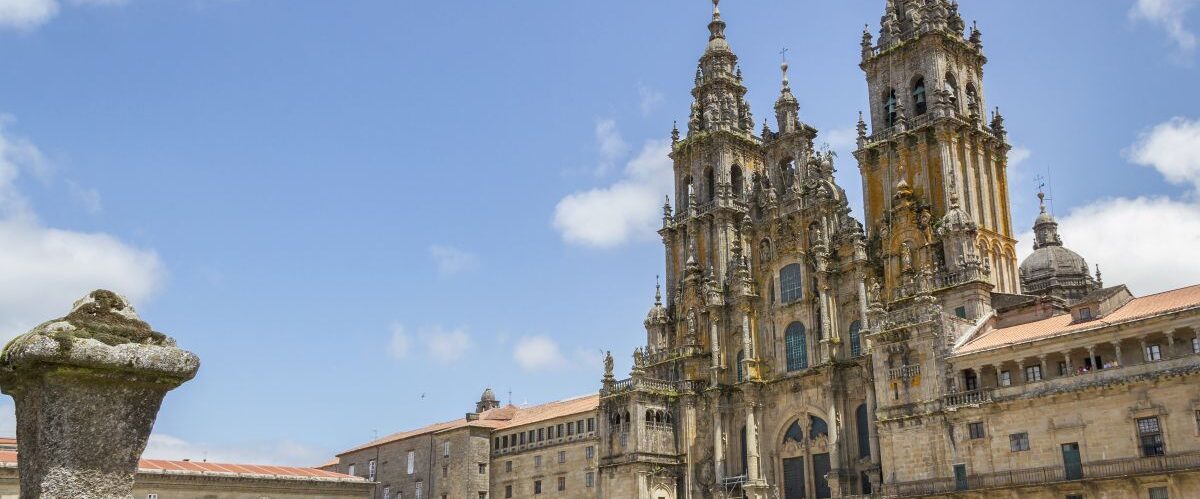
[336,394,599,456]
[0,450,361,481]
[957,284,1200,355]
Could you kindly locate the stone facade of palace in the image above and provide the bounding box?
[331,2,1200,498]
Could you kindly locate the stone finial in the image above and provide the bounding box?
[0,290,199,498]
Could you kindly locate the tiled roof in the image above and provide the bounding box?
[496,394,598,429]
[337,394,599,456]
[0,450,362,482]
[957,284,1200,355]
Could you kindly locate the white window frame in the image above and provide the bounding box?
[443,441,451,458]
[383,486,391,499]
[1025,365,1042,382]
[1147,344,1163,361]
[368,459,377,481]
[1192,337,1199,354]
[999,370,1012,387]
[415,482,423,499]
[348,463,356,476]
[407,451,415,475]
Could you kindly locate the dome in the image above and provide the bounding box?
[1020,245,1089,279]
[480,388,497,402]
[644,283,669,327]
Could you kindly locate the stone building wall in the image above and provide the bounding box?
[491,414,599,499]
[0,465,372,499]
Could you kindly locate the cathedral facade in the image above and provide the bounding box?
[330,2,1200,498]
[593,1,1200,499]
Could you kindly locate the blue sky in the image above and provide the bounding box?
[0,0,1198,465]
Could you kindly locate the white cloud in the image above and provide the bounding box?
[513,335,567,371]
[1127,117,1200,190]
[822,127,858,151]
[422,326,472,362]
[0,0,127,31]
[637,83,664,117]
[143,433,328,467]
[592,119,630,177]
[1131,0,1199,57]
[1016,117,1200,296]
[1017,196,1200,296]
[1009,146,1033,169]
[0,118,164,341]
[387,323,410,360]
[428,244,479,276]
[0,0,58,30]
[553,129,673,248]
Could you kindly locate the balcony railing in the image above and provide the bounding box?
[882,450,1200,497]
[943,389,992,409]
[888,365,920,380]
[601,377,706,397]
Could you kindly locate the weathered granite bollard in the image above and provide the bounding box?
[0,290,199,498]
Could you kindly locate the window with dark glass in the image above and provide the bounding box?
[785,322,808,372]
[885,90,898,127]
[1009,432,1030,452]
[780,264,803,303]
[736,350,745,382]
[1138,416,1165,456]
[1149,486,1169,499]
[505,485,512,499]
[968,422,985,439]
[534,480,542,495]
[849,321,862,357]
[913,78,927,115]
[856,404,870,458]
[557,477,565,491]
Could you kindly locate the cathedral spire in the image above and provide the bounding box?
[774,57,799,133]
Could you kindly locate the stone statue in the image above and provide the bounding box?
[633,348,644,368]
[604,350,614,377]
[868,278,882,305]
[900,242,913,271]
[687,310,698,338]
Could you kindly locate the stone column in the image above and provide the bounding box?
[1062,351,1073,376]
[1087,346,1097,370]
[1166,330,1177,359]
[713,408,725,481]
[1036,355,1047,381]
[1111,341,1123,367]
[1139,338,1149,362]
[0,290,199,499]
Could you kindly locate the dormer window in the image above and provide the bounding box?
[912,78,927,115]
[884,90,898,127]
[1079,307,1092,320]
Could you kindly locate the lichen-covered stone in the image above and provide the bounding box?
[0,290,199,499]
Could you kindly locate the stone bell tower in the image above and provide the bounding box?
[854,0,1019,305]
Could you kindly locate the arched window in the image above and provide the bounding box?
[780,264,803,303]
[645,410,654,423]
[884,90,898,127]
[736,350,745,382]
[809,415,828,440]
[785,322,808,372]
[681,175,693,211]
[783,420,804,444]
[731,165,744,199]
[849,320,863,357]
[912,78,927,116]
[856,404,871,458]
[965,83,979,113]
[704,167,715,201]
[944,73,959,112]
